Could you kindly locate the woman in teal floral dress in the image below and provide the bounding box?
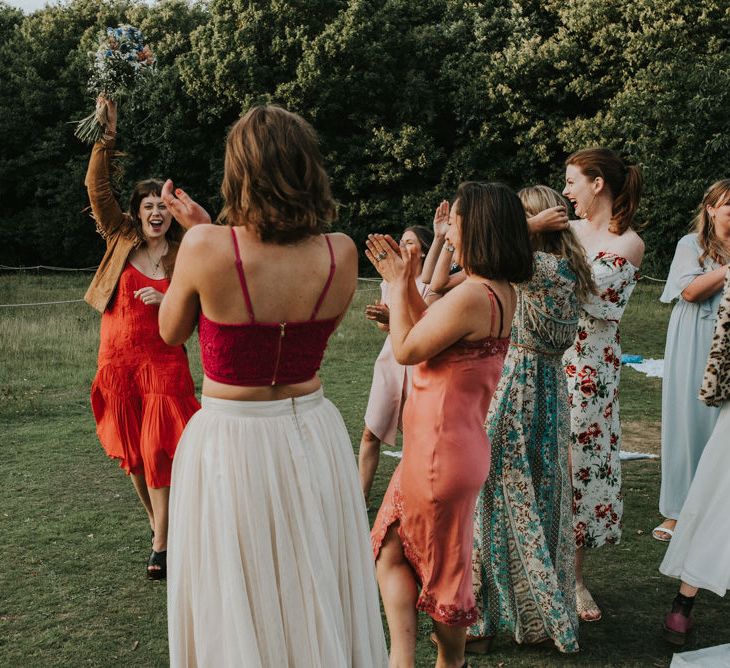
[469,186,595,653]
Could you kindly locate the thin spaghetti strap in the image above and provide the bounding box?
[483,284,505,337]
[230,227,255,321]
[309,235,337,320]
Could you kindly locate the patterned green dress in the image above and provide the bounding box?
[470,252,580,653]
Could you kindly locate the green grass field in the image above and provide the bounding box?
[0,274,727,667]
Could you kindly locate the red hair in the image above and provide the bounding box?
[566,148,643,234]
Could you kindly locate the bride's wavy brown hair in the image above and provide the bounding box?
[218,105,337,243]
[518,185,596,303]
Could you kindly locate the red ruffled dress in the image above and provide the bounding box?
[91,262,200,488]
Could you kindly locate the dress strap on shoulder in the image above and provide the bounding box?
[483,284,505,337]
[230,227,255,321]
[310,235,337,320]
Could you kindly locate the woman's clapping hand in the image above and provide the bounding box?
[366,234,413,284]
[433,200,450,238]
[365,301,390,325]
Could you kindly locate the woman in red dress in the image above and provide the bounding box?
[367,182,533,668]
[85,97,200,580]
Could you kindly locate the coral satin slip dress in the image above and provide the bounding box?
[371,285,509,626]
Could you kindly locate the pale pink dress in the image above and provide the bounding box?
[364,277,428,445]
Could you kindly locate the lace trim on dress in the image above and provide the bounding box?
[418,592,479,627]
[371,480,481,628]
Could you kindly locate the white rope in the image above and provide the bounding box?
[638,275,666,283]
[0,278,379,309]
[0,298,86,308]
[0,264,99,271]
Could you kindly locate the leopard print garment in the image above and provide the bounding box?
[699,269,730,407]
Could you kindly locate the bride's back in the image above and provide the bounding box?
[194,225,356,326]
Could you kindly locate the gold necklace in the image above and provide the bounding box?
[144,242,168,278]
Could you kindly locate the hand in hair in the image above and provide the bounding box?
[528,205,568,233]
[161,180,212,229]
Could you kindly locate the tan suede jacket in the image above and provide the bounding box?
[83,139,141,313]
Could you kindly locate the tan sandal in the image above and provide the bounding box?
[429,632,493,655]
[465,636,493,654]
[576,584,602,622]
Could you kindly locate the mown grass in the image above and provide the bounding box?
[0,274,727,667]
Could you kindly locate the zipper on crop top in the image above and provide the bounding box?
[271,322,286,385]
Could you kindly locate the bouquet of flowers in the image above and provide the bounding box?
[74,25,156,144]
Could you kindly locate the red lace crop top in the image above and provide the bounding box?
[198,229,339,386]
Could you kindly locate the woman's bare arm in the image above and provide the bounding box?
[682,264,730,303]
[159,227,205,344]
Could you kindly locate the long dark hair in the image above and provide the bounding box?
[128,179,183,277]
[565,147,643,234]
[455,181,533,283]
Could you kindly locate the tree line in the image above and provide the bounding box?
[0,0,728,274]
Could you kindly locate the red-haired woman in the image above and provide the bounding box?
[561,148,644,622]
[84,97,200,580]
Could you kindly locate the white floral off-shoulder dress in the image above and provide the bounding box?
[563,252,639,549]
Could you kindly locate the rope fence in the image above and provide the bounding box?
[0,265,667,309]
[0,264,99,272]
[0,276,381,308]
[0,299,86,308]
[0,263,669,283]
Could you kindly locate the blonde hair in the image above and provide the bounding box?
[518,185,596,302]
[693,179,730,265]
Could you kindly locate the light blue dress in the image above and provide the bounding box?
[659,233,722,520]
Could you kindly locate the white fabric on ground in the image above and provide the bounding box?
[670,644,730,667]
[625,358,664,378]
[619,451,659,461]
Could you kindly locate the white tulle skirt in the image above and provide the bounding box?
[167,390,388,668]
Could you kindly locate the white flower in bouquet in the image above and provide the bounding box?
[74,25,156,144]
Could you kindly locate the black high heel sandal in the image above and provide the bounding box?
[147,550,167,580]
